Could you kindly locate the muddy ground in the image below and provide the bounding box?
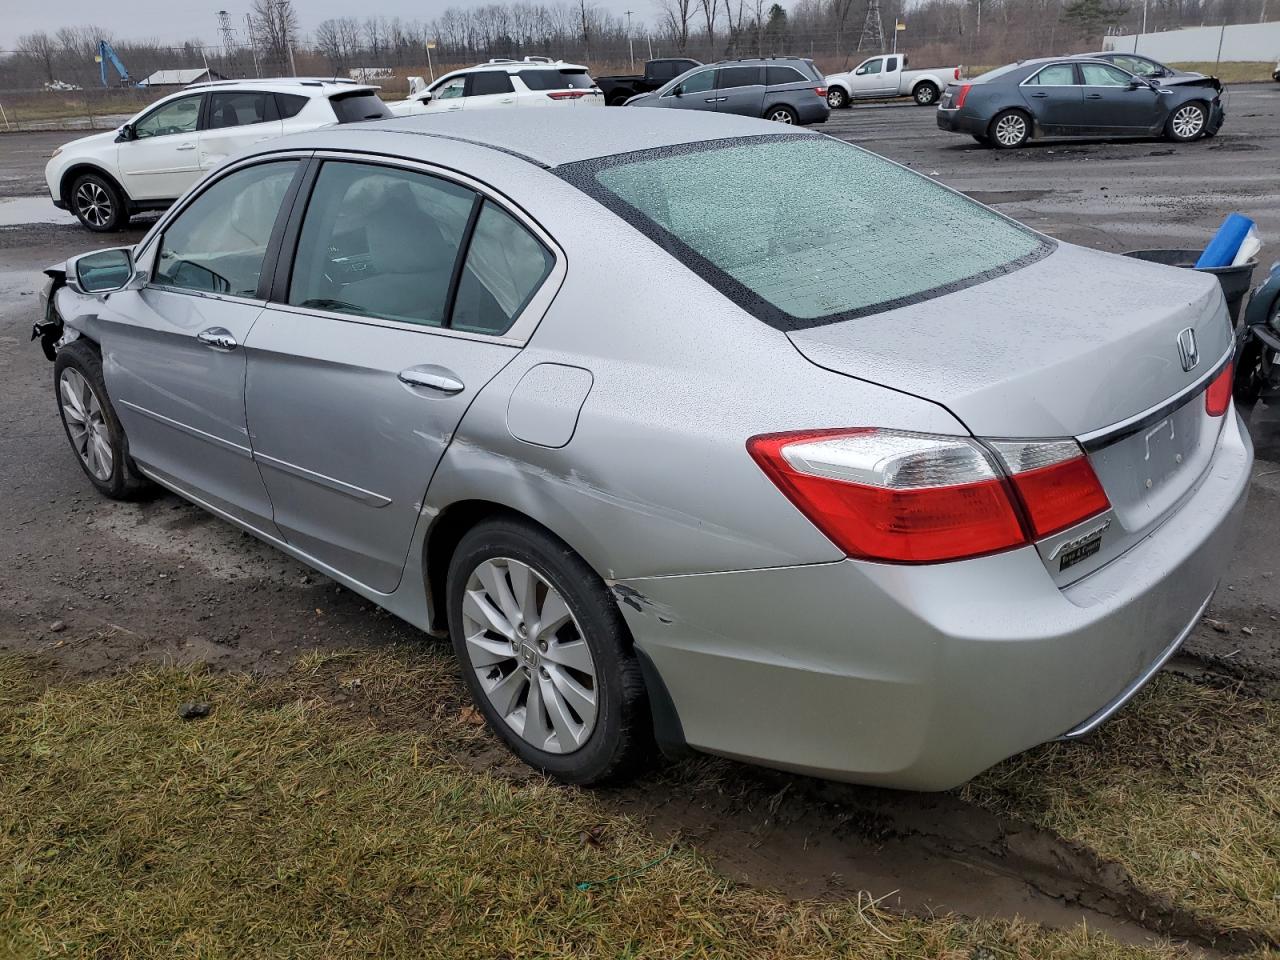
[2,91,1279,950]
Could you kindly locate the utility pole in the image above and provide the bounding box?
[857,0,885,51]
[625,10,635,68]
[217,10,236,56]
[245,13,261,78]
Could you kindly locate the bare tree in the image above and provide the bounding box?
[655,0,695,48]
[17,32,58,83]
[249,0,298,76]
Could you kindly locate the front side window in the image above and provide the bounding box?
[857,59,883,76]
[434,76,467,100]
[470,71,515,96]
[1028,64,1077,85]
[1080,63,1132,86]
[134,94,202,139]
[288,162,474,327]
[207,91,273,129]
[154,160,299,296]
[718,66,761,89]
[452,201,554,335]
[1112,55,1161,76]
[563,136,1046,329]
[673,69,715,96]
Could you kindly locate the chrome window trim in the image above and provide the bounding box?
[273,148,567,347]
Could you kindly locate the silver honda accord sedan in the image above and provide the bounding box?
[36,110,1251,789]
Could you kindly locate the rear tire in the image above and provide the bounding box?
[54,340,152,500]
[827,87,849,109]
[447,517,652,785]
[765,105,799,124]
[1165,101,1208,141]
[990,109,1031,149]
[69,172,129,232]
[913,81,939,105]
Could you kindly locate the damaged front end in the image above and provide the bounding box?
[31,264,67,361]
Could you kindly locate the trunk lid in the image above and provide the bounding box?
[788,242,1234,581]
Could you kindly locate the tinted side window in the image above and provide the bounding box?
[134,94,202,139]
[650,61,678,80]
[154,160,298,297]
[288,162,475,327]
[518,70,561,90]
[470,71,515,95]
[885,57,898,71]
[276,93,308,118]
[1028,64,1077,85]
[452,201,554,336]
[329,92,391,123]
[765,66,806,86]
[207,91,274,129]
[718,66,761,89]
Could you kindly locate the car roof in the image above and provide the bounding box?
[709,56,814,66]
[186,77,380,95]
[460,58,589,73]
[291,109,812,169]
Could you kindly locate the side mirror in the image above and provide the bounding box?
[114,122,135,143]
[69,247,137,295]
[1128,77,1152,90]
[419,92,433,103]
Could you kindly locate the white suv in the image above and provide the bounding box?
[47,78,391,232]
[389,57,603,117]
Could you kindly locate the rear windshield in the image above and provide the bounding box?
[519,69,595,90]
[329,92,392,123]
[558,135,1048,330]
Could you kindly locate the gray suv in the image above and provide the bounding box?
[625,57,830,125]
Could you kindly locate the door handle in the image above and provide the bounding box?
[175,142,196,151]
[398,367,464,394]
[500,97,515,103]
[1030,92,1049,98]
[196,327,237,351]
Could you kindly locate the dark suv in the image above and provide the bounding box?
[625,57,830,125]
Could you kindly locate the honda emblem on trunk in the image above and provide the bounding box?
[1177,327,1199,372]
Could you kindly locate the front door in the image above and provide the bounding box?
[198,89,285,172]
[116,93,205,201]
[1077,62,1161,133]
[715,65,766,117]
[100,158,303,530]
[423,75,467,113]
[661,67,720,112]
[244,159,557,592]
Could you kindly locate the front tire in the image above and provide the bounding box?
[54,340,152,500]
[765,105,799,124]
[447,517,652,785]
[990,109,1031,148]
[913,81,939,105]
[1166,101,1208,142]
[827,87,849,109]
[69,172,129,232]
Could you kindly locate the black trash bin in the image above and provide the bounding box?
[1124,249,1256,327]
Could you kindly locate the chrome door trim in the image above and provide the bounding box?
[118,398,253,457]
[253,450,393,507]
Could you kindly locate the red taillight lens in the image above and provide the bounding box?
[1205,361,1233,416]
[547,90,588,100]
[953,83,972,108]
[747,429,1026,563]
[954,67,962,80]
[814,86,827,97]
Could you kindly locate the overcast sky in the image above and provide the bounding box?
[1,0,657,50]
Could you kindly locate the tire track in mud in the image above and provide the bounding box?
[607,763,1275,954]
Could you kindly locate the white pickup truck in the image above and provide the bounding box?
[824,54,962,108]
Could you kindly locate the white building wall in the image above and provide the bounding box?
[1103,21,1280,62]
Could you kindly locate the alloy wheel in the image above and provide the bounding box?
[462,557,599,754]
[827,89,845,108]
[1171,105,1204,139]
[74,181,113,228]
[915,85,936,104]
[769,109,796,124]
[59,368,113,481]
[995,113,1027,146]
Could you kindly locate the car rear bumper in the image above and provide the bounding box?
[936,107,985,136]
[616,409,1252,790]
[793,97,831,125]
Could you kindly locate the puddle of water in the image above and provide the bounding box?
[0,196,77,227]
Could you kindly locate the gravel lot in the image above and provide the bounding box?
[1,93,1278,941]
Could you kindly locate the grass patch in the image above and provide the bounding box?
[1170,61,1276,83]
[0,649,1189,960]
[964,674,1280,942]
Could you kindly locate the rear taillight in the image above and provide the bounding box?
[547,90,588,100]
[953,83,972,108]
[814,86,827,98]
[1205,361,1233,416]
[988,440,1110,540]
[748,429,1111,564]
[954,67,962,80]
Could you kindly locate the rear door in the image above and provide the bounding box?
[116,92,205,200]
[243,158,560,592]
[198,89,284,172]
[715,65,765,116]
[1019,62,1083,135]
[98,157,303,530]
[464,70,518,110]
[1078,61,1161,133]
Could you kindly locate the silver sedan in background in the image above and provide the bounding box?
[38,111,1250,789]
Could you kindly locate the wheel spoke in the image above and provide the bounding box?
[546,664,596,728]
[482,667,527,718]
[534,590,571,641]
[477,560,522,628]
[543,637,593,673]
[463,588,514,641]
[91,431,113,477]
[540,673,585,749]
[520,675,551,749]
[60,381,86,423]
[506,559,540,627]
